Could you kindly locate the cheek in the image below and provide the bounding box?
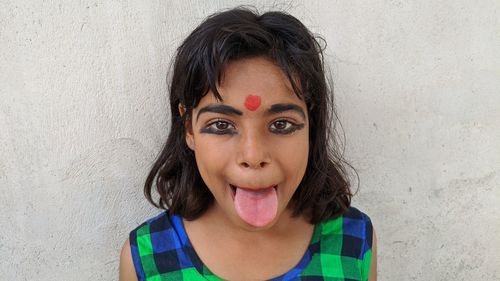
[193,136,233,182]
[272,136,309,182]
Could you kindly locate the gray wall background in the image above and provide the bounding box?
[1,0,499,280]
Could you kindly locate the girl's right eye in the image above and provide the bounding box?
[200,120,236,135]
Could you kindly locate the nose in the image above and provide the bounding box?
[237,129,271,169]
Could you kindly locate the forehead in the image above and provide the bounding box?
[211,57,300,104]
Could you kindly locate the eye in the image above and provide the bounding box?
[213,121,230,130]
[269,120,304,135]
[200,120,236,135]
[271,120,292,130]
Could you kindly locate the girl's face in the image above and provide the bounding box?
[184,57,309,230]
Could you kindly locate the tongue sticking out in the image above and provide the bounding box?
[233,186,278,227]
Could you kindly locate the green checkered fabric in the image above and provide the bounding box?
[130,207,373,280]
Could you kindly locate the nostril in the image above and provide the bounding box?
[239,161,269,169]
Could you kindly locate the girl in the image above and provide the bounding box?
[120,7,377,281]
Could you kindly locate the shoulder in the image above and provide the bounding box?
[321,207,373,235]
[342,206,373,242]
[342,206,372,226]
[320,206,373,258]
[342,206,373,258]
[119,239,138,281]
[129,211,174,256]
[121,213,171,281]
[127,211,181,280]
[129,211,180,254]
[342,207,377,280]
[130,211,172,238]
[318,206,375,280]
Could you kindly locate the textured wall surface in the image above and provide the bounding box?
[1,1,499,280]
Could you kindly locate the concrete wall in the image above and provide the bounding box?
[1,0,498,280]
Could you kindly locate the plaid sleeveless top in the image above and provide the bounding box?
[129,207,373,281]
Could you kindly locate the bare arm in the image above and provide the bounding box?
[119,239,138,281]
[368,229,377,281]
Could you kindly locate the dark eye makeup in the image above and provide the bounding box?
[199,119,304,135]
[200,120,236,135]
[269,120,305,135]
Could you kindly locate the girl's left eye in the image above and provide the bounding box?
[269,120,304,134]
[271,120,292,130]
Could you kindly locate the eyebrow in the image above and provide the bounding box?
[196,104,243,121]
[268,103,306,119]
[196,103,306,122]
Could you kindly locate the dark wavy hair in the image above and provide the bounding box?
[145,7,353,224]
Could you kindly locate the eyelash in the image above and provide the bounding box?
[200,119,304,135]
[269,120,304,135]
[200,120,237,135]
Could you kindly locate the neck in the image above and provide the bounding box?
[182,204,315,281]
[185,204,310,243]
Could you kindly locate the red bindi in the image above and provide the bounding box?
[244,95,261,111]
